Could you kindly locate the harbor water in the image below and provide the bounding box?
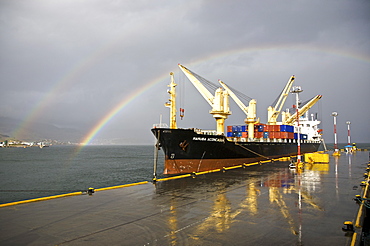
[0,145,165,204]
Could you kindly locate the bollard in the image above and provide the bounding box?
[87,187,95,195]
[354,195,362,204]
[342,221,354,232]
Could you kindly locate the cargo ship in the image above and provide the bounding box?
[152,64,322,174]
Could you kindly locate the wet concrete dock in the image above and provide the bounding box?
[0,151,369,245]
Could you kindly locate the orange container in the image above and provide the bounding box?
[265,125,280,132]
[265,125,272,132]
[280,132,294,139]
[254,132,263,138]
[270,132,281,138]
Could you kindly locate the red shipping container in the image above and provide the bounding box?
[270,132,281,138]
[265,125,272,132]
[227,126,233,132]
[242,132,248,138]
[265,125,280,132]
[254,132,263,138]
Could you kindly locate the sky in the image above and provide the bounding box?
[0,0,369,145]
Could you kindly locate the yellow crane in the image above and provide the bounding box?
[218,80,258,139]
[267,76,295,125]
[282,95,322,125]
[178,64,231,134]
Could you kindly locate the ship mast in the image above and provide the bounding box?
[165,72,177,129]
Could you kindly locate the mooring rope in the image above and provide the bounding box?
[234,142,271,160]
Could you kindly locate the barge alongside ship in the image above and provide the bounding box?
[152,64,322,174]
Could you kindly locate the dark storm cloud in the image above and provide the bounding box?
[0,0,369,144]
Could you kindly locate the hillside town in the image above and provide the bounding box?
[0,139,73,148]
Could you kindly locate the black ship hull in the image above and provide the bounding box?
[152,128,321,174]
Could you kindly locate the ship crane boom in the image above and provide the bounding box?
[178,64,214,106]
[218,80,249,115]
[283,95,322,125]
[219,80,258,138]
[178,64,231,134]
[267,76,295,124]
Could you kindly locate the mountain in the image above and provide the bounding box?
[0,116,83,142]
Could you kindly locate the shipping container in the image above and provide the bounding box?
[254,132,263,138]
[264,125,272,132]
[280,125,294,132]
[241,125,247,132]
[263,132,269,138]
[273,125,280,132]
[242,132,248,138]
[254,124,265,132]
[270,132,282,139]
[227,132,233,137]
[265,125,280,132]
[280,132,294,139]
[294,133,308,140]
[227,126,233,132]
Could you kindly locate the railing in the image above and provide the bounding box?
[152,123,169,128]
[195,129,219,135]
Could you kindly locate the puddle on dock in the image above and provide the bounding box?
[0,152,368,245]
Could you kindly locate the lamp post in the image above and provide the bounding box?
[346,121,351,146]
[291,86,303,164]
[331,112,340,155]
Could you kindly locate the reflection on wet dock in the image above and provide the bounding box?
[0,152,368,245]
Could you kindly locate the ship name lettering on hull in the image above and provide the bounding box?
[193,137,224,142]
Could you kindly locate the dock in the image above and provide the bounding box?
[0,151,369,245]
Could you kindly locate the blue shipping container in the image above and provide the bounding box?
[257,125,264,132]
[241,125,247,132]
[294,133,308,140]
[280,125,294,132]
[227,132,233,137]
[263,132,269,138]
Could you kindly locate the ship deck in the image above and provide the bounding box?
[0,151,369,245]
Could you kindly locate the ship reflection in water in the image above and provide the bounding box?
[153,153,360,246]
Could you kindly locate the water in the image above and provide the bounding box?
[0,143,369,204]
[0,145,164,204]
[321,143,370,151]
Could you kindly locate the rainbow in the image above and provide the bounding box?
[77,44,370,146]
[78,73,169,146]
[11,41,122,140]
[13,43,370,146]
